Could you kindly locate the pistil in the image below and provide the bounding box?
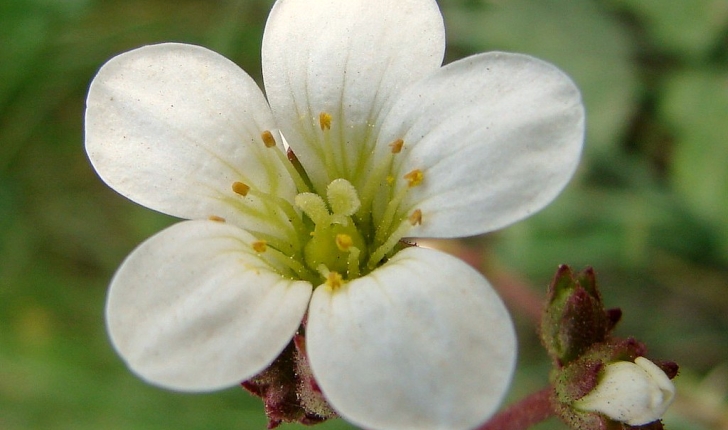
[295,178,366,283]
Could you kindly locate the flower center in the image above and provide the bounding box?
[226,117,424,289]
[295,179,367,280]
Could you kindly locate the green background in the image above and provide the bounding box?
[1,0,726,429]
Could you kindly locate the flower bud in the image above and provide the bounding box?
[574,357,675,426]
[541,265,617,365]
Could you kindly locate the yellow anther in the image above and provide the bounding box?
[319,112,332,130]
[389,139,404,154]
[409,209,422,226]
[386,175,395,185]
[325,271,344,290]
[261,130,277,148]
[336,234,354,252]
[404,169,424,187]
[232,181,250,196]
[252,240,267,253]
[208,215,226,222]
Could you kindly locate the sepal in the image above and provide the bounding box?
[242,332,337,429]
[541,265,617,365]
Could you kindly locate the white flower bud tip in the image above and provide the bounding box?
[575,356,676,426]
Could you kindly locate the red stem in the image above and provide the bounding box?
[477,386,556,430]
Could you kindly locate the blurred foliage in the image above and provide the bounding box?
[0,0,726,429]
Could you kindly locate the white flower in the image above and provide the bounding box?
[84,0,584,429]
[575,357,676,426]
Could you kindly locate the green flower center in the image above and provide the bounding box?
[222,114,424,289]
[296,178,368,279]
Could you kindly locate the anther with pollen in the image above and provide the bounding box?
[208,215,226,222]
[404,169,424,187]
[252,240,267,253]
[389,139,404,154]
[261,130,277,148]
[319,112,332,130]
[409,209,422,226]
[261,130,311,194]
[326,271,344,290]
[232,181,250,196]
[336,234,354,252]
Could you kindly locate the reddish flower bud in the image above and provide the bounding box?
[541,265,616,365]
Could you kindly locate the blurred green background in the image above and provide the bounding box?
[1,0,726,429]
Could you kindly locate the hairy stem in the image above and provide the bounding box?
[477,386,556,430]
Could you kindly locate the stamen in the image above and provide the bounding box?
[404,169,424,187]
[368,217,416,270]
[208,215,226,222]
[389,139,404,154]
[354,136,406,219]
[336,234,353,252]
[327,178,361,217]
[374,183,413,245]
[325,271,344,290]
[317,112,340,179]
[244,230,297,257]
[228,174,308,251]
[409,209,422,226]
[261,130,277,148]
[268,138,311,194]
[252,240,313,281]
[346,246,361,279]
[236,187,308,250]
[252,240,267,253]
[226,181,307,256]
[316,264,330,278]
[319,112,332,131]
[232,181,250,196]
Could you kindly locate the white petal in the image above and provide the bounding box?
[106,220,312,391]
[378,52,585,238]
[85,43,296,239]
[262,0,445,192]
[306,247,516,430]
